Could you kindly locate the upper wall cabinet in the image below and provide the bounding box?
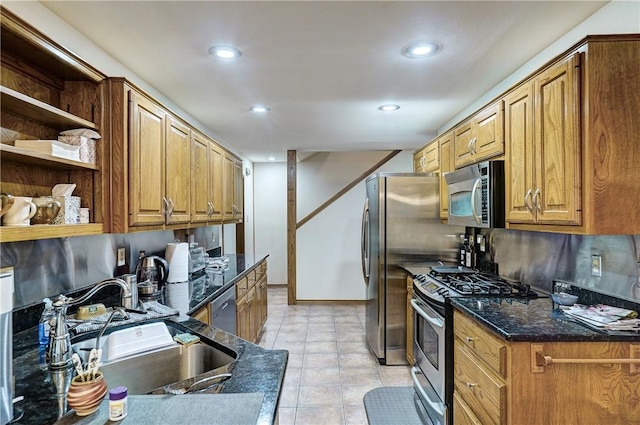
[106,79,192,232]
[437,131,454,220]
[505,35,640,234]
[453,101,504,168]
[190,130,223,224]
[505,55,581,227]
[223,153,244,223]
[0,7,106,242]
[413,141,439,173]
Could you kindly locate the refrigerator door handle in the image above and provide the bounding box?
[361,198,370,283]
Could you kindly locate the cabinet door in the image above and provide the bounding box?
[236,286,255,341]
[191,303,210,325]
[233,158,244,222]
[454,122,474,168]
[534,54,581,225]
[504,83,536,224]
[190,131,210,223]
[165,116,190,224]
[413,151,425,172]
[423,142,439,172]
[129,92,166,226]
[438,132,454,220]
[208,142,224,222]
[222,153,235,221]
[255,274,268,333]
[473,102,504,162]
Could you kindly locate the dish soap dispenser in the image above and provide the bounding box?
[38,297,54,371]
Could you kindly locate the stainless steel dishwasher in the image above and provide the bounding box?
[210,285,236,334]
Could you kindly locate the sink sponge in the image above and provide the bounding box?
[173,333,201,346]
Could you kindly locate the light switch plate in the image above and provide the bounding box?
[591,255,602,277]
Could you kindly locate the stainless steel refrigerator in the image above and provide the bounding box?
[361,173,462,365]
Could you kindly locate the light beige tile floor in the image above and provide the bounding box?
[257,286,413,425]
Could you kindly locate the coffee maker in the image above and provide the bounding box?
[1,267,14,425]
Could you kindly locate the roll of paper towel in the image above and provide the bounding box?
[165,281,190,320]
[165,242,189,283]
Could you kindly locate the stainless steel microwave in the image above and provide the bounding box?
[445,160,504,228]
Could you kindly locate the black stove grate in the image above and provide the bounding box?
[422,269,537,298]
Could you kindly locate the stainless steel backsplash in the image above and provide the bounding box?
[2,226,222,309]
[485,229,640,302]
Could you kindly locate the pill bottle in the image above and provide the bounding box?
[109,386,128,421]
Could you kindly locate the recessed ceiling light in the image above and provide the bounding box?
[402,41,440,58]
[268,156,276,161]
[208,45,242,59]
[378,104,400,112]
[250,105,270,113]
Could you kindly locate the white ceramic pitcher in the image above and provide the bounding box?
[2,196,37,226]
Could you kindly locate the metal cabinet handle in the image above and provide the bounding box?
[465,336,476,343]
[524,189,533,211]
[472,137,477,154]
[532,188,541,212]
[466,382,478,389]
[467,138,474,154]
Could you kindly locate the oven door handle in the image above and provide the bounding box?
[411,299,444,329]
[411,366,446,416]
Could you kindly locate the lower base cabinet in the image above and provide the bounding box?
[191,303,210,325]
[236,259,268,343]
[453,310,640,425]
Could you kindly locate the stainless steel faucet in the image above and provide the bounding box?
[95,307,129,350]
[47,278,132,418]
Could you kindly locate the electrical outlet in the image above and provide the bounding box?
[591,255,602,277]
[117,248,126,267]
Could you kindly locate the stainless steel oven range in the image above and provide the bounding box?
[410,265,541,425]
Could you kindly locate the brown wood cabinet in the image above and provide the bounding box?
[453,101,504,168]
[190,131,223,224]
[413,141,439,173]
[191,303,210,325]
[453,310,640,425]
[437,131,454,220]
[223,153,244,223]
[0,7,106,242]
[505,54,581,227]
[505,35,640,234]
[235,258,268,343]
[406,278,415,365]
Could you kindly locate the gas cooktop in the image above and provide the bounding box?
[413,265,541,303]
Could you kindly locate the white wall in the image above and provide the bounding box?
[254,151,413,299]
[254,162,288,284]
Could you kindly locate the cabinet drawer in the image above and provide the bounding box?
[454,312,507,377]
[453,391,483,425]
[236,276,249,298]
[454,343,506,425]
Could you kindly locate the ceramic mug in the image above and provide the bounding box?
[2,196,37,226]
[0,192,14,217]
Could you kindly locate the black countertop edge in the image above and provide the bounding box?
[12,315,288,425]
[187,255,268,315]
[451,297,640,342]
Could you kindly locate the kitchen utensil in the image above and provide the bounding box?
[31,197,61,225]
[551,292,578,306]
[135,255,169,292]
[0,193,14,217]
[86,348,99,380]
[71,353,84,380]
[164,373,231,395]
[1,197,36,226]
[67,371,107,416]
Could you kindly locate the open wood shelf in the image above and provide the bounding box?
[0,144,99,171]
[1,85,98,131]
[0,223,103,243]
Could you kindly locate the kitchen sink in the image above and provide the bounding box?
[71,320,237,394]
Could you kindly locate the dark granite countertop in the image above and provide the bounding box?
[11,255,286,425]
[187,254,268,315]
[451,296,640,342]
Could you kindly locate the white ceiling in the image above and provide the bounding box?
[41,1,607,162]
